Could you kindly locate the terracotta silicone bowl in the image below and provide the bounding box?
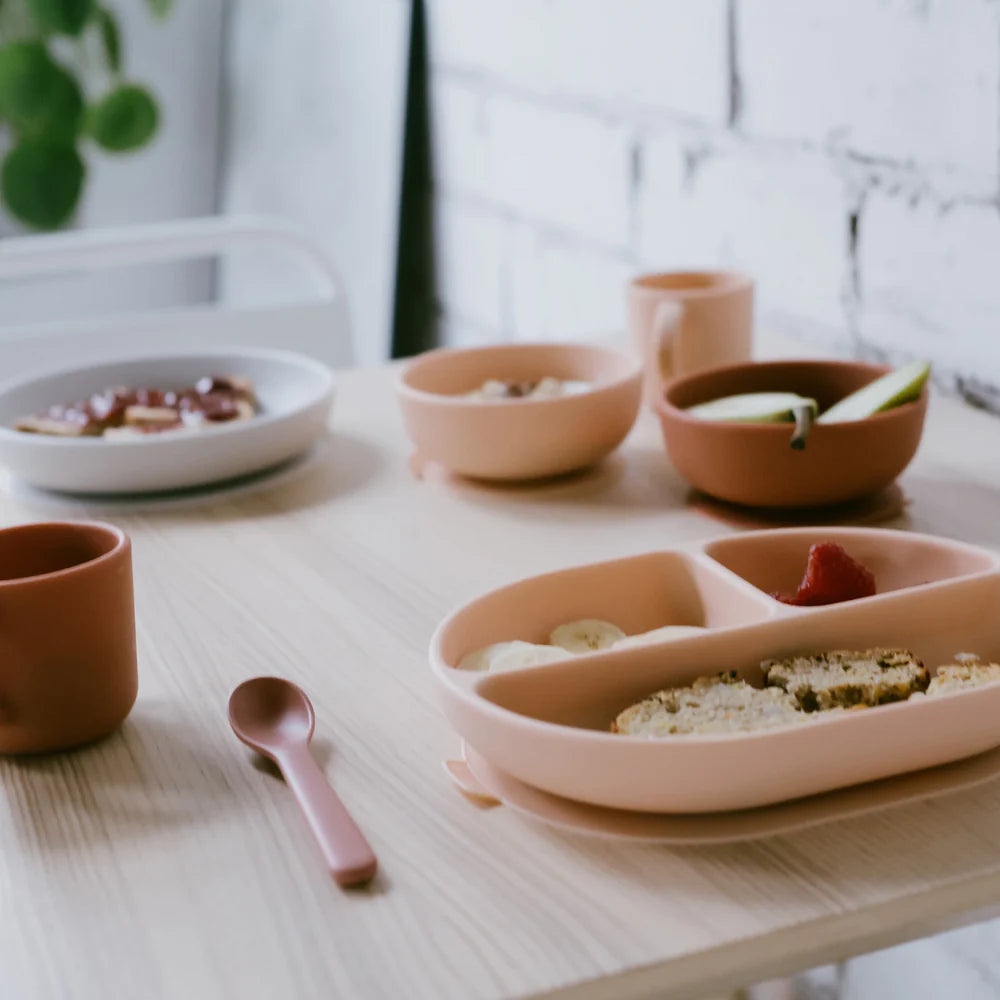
[657,360,928,508]
[396,343,642,480]
[430,527,1000,813]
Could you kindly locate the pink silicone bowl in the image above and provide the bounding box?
[396,343,642,480]
[430,527,1000,814]
[657,360,929,508]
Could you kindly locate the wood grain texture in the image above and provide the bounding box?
[2,340,1000,1000]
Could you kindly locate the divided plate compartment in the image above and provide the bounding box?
[430,527,1000,814]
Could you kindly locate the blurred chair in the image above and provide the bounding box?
[0,216,352,378]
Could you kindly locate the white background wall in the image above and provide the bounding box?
[219,0,410,366]
[424,0,1000,401]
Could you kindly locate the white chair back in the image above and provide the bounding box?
[0,216,352,378]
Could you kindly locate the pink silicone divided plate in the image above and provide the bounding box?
[456,743,1000,844]
[430,527,1000,814]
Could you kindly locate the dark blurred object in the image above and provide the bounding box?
[391,0,437,359]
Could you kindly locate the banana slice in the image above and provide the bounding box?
[457,640,572,672]
[549,619,626,654]
[458,640,534,671]
[614,625,708,649]
[489,643,573,673]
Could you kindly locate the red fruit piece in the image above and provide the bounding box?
[773,542,876,606]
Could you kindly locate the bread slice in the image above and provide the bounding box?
[762,648,928,712]
[927,657,1000,697]
[612,671,806,736]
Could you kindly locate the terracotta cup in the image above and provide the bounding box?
[0,521,137,754]
[627,271,754,406]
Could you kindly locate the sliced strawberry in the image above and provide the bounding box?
[774,542,876,606]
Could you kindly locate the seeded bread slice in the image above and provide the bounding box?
[612,671,806,736]
[927,659,1000,697]
[762,648,928,712]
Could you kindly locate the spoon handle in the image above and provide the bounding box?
[280,745,378,886]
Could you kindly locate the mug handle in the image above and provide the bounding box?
[645,301,684,404]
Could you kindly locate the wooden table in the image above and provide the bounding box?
[3,347,1000,1000]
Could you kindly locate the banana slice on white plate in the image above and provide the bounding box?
[549,619,626,654]
[613,625,708,649]
[489,643,573,673]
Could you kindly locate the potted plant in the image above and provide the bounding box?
[0,0,168,230]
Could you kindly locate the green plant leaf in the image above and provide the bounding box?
[25,0,95,36]
[97,7,120,74]
[0,41,84,142]
[145,0,171,18]
[87,83,158,151]
[1,140,85,229]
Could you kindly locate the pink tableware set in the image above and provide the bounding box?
[395,269,1000,843]
[1,267,983,873]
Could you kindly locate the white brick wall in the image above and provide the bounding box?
[431,79,634,246]
[426,0,729,121]
[433,196,634,345]
[638,137,851,331]
[861,194,1000,385]
[424,0,1000,403]
[739,0,999,178]
[507,228,634,342]
[434,201,511,335]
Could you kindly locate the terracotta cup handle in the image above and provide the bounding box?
[645,300,684,405]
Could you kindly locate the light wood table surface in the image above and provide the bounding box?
[2,346,1000,1000]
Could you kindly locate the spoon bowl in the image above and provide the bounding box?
[229,676,315,757]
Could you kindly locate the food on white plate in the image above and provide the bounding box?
[926,655,1000,697]
[549,619,626,653]
[762,648,928,711]
[612,671,807,736]
[14,374,256,439]
[464,377,591,401]
[817,360,931,424]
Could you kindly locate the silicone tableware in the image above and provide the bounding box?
[0,520,137,755]
[627,271,754,408]
[657,360,928,508]
[450,743,1000,845]
[396,342,642,480]
[0,349,334,494]
[228,677,378,887]
[430,527,1000,814]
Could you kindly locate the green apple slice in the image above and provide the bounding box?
[685,392,819,423]
[818,360,931,424]
[686,392,818,449]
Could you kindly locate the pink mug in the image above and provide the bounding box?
[627,271,754,406]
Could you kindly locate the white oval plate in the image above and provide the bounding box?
[0,349,335,494]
